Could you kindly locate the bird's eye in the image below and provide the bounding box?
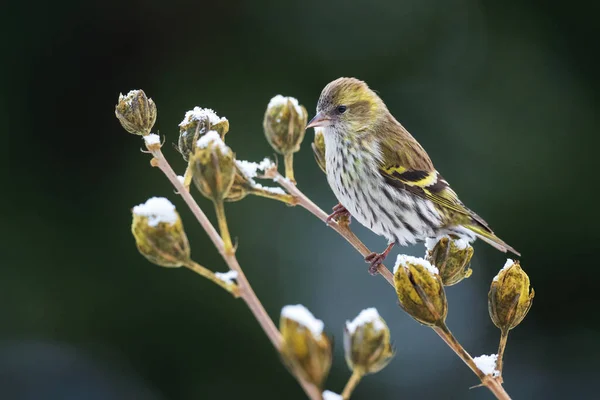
[337,105,347,114]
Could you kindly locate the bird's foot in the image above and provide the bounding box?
[364,242,396,275]
[326,203,351,225]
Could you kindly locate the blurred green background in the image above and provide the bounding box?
[2,0,599,399]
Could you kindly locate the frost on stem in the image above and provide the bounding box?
[143,133,161,150]
[280,305,332,389]
[473,354,500,377]
[322,390,343,400]
[344,308,394,375]
[131,197,190,267]
[215,270,238,284]
[235,158,275,179]
[393,255,447,326]
[226,157,285,202]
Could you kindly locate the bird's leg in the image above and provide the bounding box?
[365,242,396,275]
[326,203,352,225]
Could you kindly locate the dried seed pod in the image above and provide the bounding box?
[280,305,332,389]
[189,131,235,202]
[425,235,474,286]
[178,107,229,161]
[489,259,534,332]
[344,308,394,375]
[131,197,190,267]
[115,89,157,136]
[393,255,447,326]
[263,95,308,155]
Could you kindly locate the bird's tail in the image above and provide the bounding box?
[464,224,520,256]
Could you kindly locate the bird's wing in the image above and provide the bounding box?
[377,135,490,229]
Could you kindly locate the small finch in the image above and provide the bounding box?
[306,77,519,274]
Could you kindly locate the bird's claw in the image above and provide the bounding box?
[364,242,395,276]
[365,252,385,275]
[326,203,351,225]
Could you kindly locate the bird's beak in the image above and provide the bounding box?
[306,112,330,129]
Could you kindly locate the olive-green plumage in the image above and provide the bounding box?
[307,77,519,256]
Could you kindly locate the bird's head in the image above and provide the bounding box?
[306,77,385,137]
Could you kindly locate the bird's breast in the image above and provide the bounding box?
[322,130,443,245]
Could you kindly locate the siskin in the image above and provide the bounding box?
[307,78,519,274]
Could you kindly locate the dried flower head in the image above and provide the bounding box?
[393,255,447,326]
[115,90,157,136]
[280,305,332,389]
[178,107,229,161]
[189,131,235,202]
[263,95,308,155]
[131,197,190,267]
[425,235,474,286]
[344,308,394,375]
[489,259,534,332]
[311,128,327,174]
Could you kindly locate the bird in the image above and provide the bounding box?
[306,77,519,274]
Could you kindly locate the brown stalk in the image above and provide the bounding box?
[273,172,511,400]
[341,370,363,399]
[148,146,321,400]
[496,329,509,380]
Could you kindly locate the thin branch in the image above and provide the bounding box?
[433,324,509,400]
[183,260,240,297]
[213,199,234,253]
[248,186,298,205]
[273,173,394,285]
[496,329,509,381]
[147,145,321,400]
[272,172,511,400]
[284,152,295,182]
[341,370,363,400]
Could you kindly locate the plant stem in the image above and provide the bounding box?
[213,199,233,253]
[183,260,240,297]
[273,173,394,285]
[273,172,511,400]
[496,329,509,379]
[248,186,298,205]
[341,370,363,399]
[284,152,295,182]
[148,146,321,400]
[433,323,510,400]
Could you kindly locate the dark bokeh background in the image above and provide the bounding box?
[2,0,599,399]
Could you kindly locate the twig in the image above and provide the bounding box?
[284,152,295,182]
[341,370,363,400]
[183,260,240,297]
[148,146,321,400]
[273,173,394,285]
[496,329,509,380]
[273,172,511,400]
[249,187,298,204]
[213,199,234,253]
[433,324,509,400]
